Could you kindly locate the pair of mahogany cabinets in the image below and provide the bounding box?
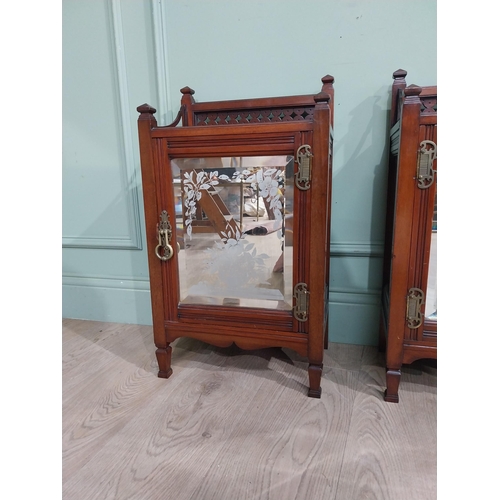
[136,71,437,400]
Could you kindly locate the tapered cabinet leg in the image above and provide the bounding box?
[307,363,323,398]
[384,368,401,403]
[156,346,173,379]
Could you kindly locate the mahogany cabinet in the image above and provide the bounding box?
[137,76,334,397]
[380,70,437,403]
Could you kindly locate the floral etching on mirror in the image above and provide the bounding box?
[232,168,285,237]
[173,157,293,309]
[205,225,271,296]
[182,170,221,240]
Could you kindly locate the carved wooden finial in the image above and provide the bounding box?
[321,75,335,126]
[180,87,196,125]
[180,86,195,96]
[314,91,330,103]
[393,69,407,80]
[137,103,157,114]
[404,84,422,97]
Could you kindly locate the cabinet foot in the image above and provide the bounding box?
[384,368,401,403]
[156,346,173,379]
[307,363,323,398]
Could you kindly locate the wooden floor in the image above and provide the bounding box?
[62,319,437,500]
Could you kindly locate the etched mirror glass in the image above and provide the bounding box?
[172,156,294,310]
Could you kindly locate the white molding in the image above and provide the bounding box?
[330,241,384,258]
[62,0,143,250]
[151,0,173,125]
[327,300,381,346]
[329,288,381,306]
[63,273,150,291]
[109,0,143,249]
[62,235,143,250]
[62,274,152,325]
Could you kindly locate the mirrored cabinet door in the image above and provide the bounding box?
[172,156,294,311]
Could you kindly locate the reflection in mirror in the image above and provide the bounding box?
[172,156,294,310]
[425,193,437,319]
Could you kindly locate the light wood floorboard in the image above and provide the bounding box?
[62,319,437,500]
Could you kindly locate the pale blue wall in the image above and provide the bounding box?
[62,0,437,345]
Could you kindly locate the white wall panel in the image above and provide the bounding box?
[62,0,437,344]
[62,0,142,249]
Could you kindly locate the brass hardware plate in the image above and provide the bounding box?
[293,282,310,322]
[155,210,174,261]
[406,287,424,329]
[295,144,312,191]
[417,140,437,189]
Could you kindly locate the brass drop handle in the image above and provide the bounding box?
[155,241,173,261]
[155,210,174,262]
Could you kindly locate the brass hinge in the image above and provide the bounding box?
[406,287,425,329]
[293,282,310,322]
[417,140,437,189]
[295,144,313,190]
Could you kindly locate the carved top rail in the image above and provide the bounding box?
[171,75,335,128]
[194,106,315,126]
[419,87,437,116]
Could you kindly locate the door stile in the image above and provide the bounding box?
[292,130,313,334]
[156,139,181,321]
